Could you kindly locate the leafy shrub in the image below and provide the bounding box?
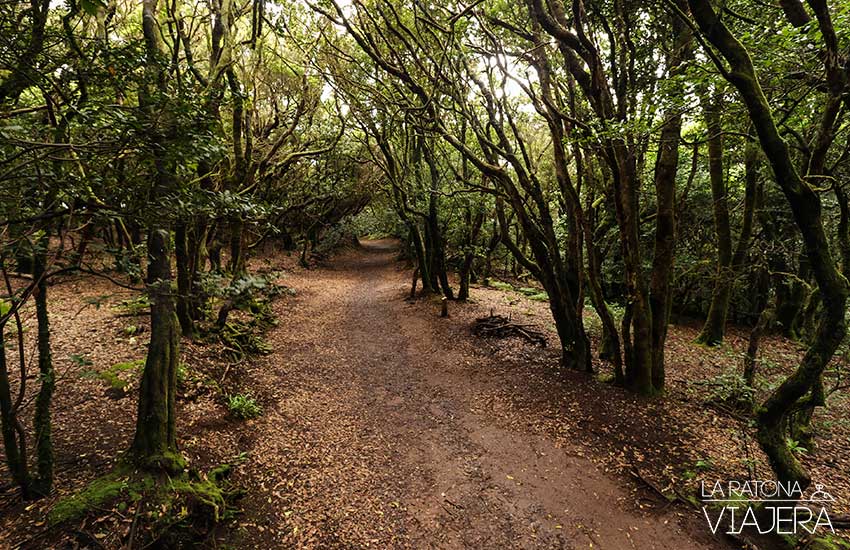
[704,371,754,410]
[227,394,262,420]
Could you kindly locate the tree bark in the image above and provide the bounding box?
[32,239,54,496]
[0,326,31,498]
[132,228,182,471]
[649,8,691,389]
[174,223,196,337]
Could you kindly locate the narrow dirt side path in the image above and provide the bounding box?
[227,240,727,549]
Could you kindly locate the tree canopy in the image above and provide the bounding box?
[1,0,849,546]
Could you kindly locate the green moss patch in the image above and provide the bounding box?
[49,460,240,546]
[82,359,145,393]
[489,281,514,292]
[49,469,142,525]
[487,281,549,302]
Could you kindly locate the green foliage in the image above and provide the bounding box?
[204,272,289,312]
[69,354,93,368]
[114,296,151,317]
[82,359,145,393]
[488,281,549,302]
[704,372,755,410]
[226,394,262,420]
[694,457,713,472]
[82,295,112,310]
[785,438,808,456]
[219,319,273,359]
[123,324,144,336]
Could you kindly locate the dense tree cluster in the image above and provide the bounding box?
[1,0,848,525]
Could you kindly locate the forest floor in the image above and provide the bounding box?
[1,239,848,549]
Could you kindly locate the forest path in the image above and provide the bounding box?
[228,239,726,549]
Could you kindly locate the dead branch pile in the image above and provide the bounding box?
[472,312,547,347]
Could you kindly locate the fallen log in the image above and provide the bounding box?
[472,313,547,347]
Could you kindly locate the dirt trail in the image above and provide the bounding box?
[228,240,727,549]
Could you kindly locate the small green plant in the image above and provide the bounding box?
[227,394,262,420]
[114,296,151,316]
[82,294,112,310]
[177,362,188,385]
[786,437,808,456]
[704,371,754,410]
[69,354,93,368]
[695,457,713,472]
[123,324,144,336]
[219,319,272,359]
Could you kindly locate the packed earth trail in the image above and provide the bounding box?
[223,240,728,549]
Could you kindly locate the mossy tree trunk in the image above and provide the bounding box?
[456,126,483,302]
[528,0,692,394]
[174,222,197,338]
[648,9,692,390]
[131,0,183,473]
[695,92,732,346]
[582,193,623,382]
[457,210,484,301]
[697,102,759,346]
[132,228,182,471]
[423,142,454,299]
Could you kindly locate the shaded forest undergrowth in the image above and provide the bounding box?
[1,240,848,548]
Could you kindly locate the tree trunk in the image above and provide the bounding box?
[422,143,453,299]
[132,228,182,471]
[228,216,246,276]
[0,326,31,498]
[458,207,484,301]
[174,223,196,337]
[648,11,691,389]
[696,92,733,346]
[408,222,432,295]
[582,187,623,383]
[32,240,55,496]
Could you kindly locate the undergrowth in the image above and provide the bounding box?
[227,393,263,419]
